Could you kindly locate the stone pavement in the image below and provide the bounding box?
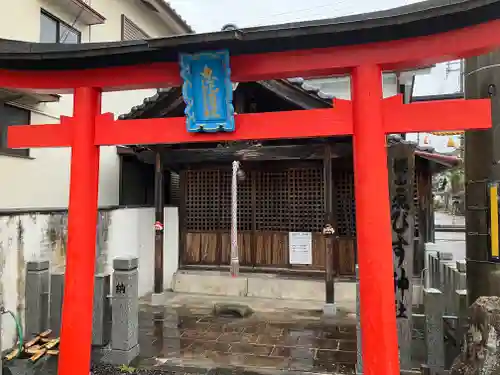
[136,305,358,374]
[5,304,358,375]
[158,291,356,317]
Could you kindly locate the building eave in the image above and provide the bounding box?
[142,0,194,34]
[43,0,106,25]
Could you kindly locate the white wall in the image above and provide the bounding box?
[306,74,399,100]
[0,0,183,209]
[0,110,121,209]
[0,206,179,351]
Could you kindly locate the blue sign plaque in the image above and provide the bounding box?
[179,50,235,132]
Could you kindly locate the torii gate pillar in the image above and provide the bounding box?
[352,65,400,374]
[57,87,101,375]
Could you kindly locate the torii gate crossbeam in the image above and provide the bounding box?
[3,4,499,375]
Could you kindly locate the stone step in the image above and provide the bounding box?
[172,270,424,305]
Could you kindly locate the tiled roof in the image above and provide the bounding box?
[118,87,176,120]
[287,78,335,100]
[118,79,333,119]
[388,134,461,167]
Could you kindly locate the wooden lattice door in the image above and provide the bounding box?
[183,169,220,265]
[254,169,289,266]
[181,163,356,275]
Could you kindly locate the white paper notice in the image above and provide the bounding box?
[289,232,312,265]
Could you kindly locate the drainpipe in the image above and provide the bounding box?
[230,160,240,277]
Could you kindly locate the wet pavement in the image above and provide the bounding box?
[135,305,357,374]
[5,304,358,375]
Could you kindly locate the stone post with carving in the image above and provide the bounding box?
[387,141,416,369]
[100,256,139,365]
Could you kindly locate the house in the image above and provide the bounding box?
[116,75,460,299]
[0,0,192,210]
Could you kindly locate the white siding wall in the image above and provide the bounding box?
[0,0,182,209]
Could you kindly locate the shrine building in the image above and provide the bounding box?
[2,1,498,373]
[117,78,460,283]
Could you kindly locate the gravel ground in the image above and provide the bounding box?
[90,363,284,375]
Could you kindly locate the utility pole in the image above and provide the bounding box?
[464,51,500,304]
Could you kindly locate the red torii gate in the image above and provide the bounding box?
[4,6,499,375]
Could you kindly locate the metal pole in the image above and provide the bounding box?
[230,160,240,277]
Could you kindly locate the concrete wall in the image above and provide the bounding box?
[0,0,185,210]
[0,206,179,351]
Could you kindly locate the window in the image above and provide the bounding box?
[0,104,30,157]
[40,11,81,44]
[119,155,173,206]
[121,15,149,41]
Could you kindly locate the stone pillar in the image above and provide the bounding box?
[456,260,467,289]
[101,257,139,365]
[455,289,468,351]
[25,260,50,338]
[387,142,416,370]
[93,273,111,346]
[50,272,111,344]
[423,288,445,374]
[49,271,65,336]
[438,252,453,292]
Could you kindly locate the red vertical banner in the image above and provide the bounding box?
[58,87,101,375]
[351,65,400,375]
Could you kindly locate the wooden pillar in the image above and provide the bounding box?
[351,65,400,375]
[58,87,101,375]
[387,142,416,369]
[154,151,164,294]
[323,142,336,308]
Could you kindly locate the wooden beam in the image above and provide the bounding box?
[382,95,491,134]
[232,20,500,81]
[94,100,353,146]
[160,143,352,163]
[2,20,500,92]
[9,94,492,150]
[0,63,182,93]
[7,116,73,148]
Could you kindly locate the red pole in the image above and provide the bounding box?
[58,87,101,375]
[351,65,400,375]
